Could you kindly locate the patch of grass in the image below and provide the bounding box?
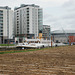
[0,45,69,54]
[0,50,26,54]
[0,47,52,54]
[0,44,15,46]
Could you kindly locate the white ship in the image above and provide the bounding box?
[16,39,50,49]
[16,39,67,49]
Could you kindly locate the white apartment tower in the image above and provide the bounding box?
[0,6,13,44]
[14,4,43,39]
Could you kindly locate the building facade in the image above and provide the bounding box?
[0,6,13,44]
[14,4,43,39]
[51,30,75,43]
[42,25,51,40]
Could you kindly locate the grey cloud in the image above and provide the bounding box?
[44,13,60,23]
[62,0,75,11]
[63,0,75,7]
[62,14,75,19]
[66,20,75,25]
[44,0,75,30]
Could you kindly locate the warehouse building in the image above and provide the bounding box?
[51,30,75,44]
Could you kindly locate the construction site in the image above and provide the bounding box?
[0,45,75,75]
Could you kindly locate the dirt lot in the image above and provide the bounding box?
[0,46,75,75]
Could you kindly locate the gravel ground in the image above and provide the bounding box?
[0,45,75,75]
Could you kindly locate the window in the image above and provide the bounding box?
[27,31,29,33]
[27,17,29,18]
[27,11,29,12]
[1,27,3,28]
[0,20,3,22]
[1,33,3,35]
[0,10,3,13]
[0,30,3,32]
[27,22,29,24]
[0,23,3,25]
[27,25,29,27]
[0,17,3,19]
[0,14,3,16]
[27,8,29,10]
[17,11,19,12]
[27,19,29,21]
[17,21,19,23]
[27,28,29,30]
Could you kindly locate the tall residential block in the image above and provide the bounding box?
[14,4,43,39]
[0,6,13,44]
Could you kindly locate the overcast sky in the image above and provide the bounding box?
[0,0,75,31]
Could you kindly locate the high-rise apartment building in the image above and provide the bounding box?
[42,25,51,40]
[14,4,43,39]
[0,6,13,44]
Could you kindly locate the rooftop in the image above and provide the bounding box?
[52,30,75,34]
[0,6,11,10]
[43,25,50,28]
[14,4,39,10]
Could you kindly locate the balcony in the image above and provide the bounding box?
[0,17,3,19]
[0,15,3,17]
[0,13,3,15]
[0,30,3,32]
[0,20,3,23]
[0,26,3,28]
